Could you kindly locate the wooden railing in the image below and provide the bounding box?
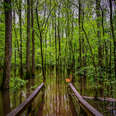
[69,83,103,116]
[7,83,44,116]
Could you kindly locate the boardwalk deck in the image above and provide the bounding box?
[37,78,76,116]
[7,78,105,116]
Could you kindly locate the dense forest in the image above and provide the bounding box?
[0,0,116,116]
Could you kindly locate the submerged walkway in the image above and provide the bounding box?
[7,72,103,116]
[37,78,76,116]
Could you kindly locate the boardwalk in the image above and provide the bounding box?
[6,72,104,116]
[37,78,76,116]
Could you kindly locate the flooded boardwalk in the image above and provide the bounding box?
[0,71,79,116]
[2,71,115,116]
[38,74,77,116]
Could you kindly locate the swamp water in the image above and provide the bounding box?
[0,70,116,116]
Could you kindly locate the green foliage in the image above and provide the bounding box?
[0,0,116,99]
[10,77,27,89]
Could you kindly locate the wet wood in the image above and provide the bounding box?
[69,83,103,116]
[83,96,116,102]
[7,83,44,116]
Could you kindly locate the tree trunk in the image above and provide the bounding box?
[31,0,35,77]
[13,7,17,78]
[2,0,12,89]
[19,0,23,78]
[96,0,103,80]
[78,0,82,69]
[58,6,61,68]
[36,0,45,81]
[26,0,31,78]
[54,12,57,72]
[109,0,116,77]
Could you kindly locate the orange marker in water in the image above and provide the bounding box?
[65,78,71,83]
[65,74,72,83]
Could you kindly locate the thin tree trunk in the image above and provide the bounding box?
[31,0,35,77]
[36,0,45,81]
[96,0,103,80]
[109,0,116,77]
[78,0,82,69]
[13,7,16,78]
[54,12,57,72]
[19,0,23,78]
[58,6,61,67]
[44,0,47,74]
[26,0,31,78]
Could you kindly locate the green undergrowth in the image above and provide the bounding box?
[10,77,27,90]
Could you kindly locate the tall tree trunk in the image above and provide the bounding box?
[26,0,31,78]
[96,0,103,78]
[78,0,82,69]
[96,0,103,80]
[19,0,23,78]
[13,7,17,78]
[57,5,61,68]
[31,0,35,77]
[36,0,45,81]
[54,12,57,71]
[94,0,103,98]
[109,0,116,77]
[44,0,47,74]
[2,0,12,89]
[78,0,85,76]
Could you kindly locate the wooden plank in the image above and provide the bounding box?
[83,96,116,102]
[69,83,103,116]
[7,83,44,116]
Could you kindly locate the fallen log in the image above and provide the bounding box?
[69,83,103,116]
[7,83,44,116]
[83,96,116,102]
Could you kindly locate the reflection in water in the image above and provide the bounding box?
[0,90,11,116]
[75,75,116,116]
[0,69,116,116]
[37,88,45,116]
[0,75,42,116]
[68,87,88,116]
[86,99,116,116]
[26,80,32,116]
[68,94,78,116]
[12,91,16,108]
[40,71,76,116]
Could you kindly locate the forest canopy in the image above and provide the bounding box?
[0,0,116,97]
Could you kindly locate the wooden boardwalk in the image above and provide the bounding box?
[7,80,103,116]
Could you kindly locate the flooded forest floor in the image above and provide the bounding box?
[0,69,116,116]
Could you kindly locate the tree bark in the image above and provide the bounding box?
[19,0,23,78]
[109,0,116,77]
[13,6,17,78]
[26,0,31,78]
[58,6,61,66]
[31,0,35,77]
[96,0,103,80]
[36,0,46,81]
[2,0,12,89]
[78,0,82,68]
[54,11,57,71]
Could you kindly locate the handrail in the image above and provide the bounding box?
[83,96,116,102]
[69,83,103,116]
[7,83,44,116]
